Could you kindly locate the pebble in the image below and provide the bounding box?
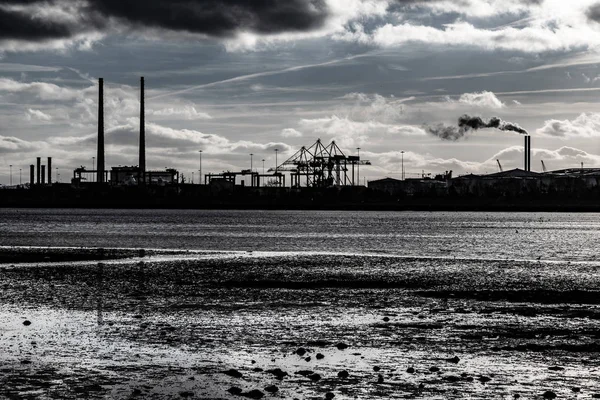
[478,376,491,383]
[228,387,243,395]
[305,356,311,362]
[296,348,307,356]
[325,392,335,399]
[406,367,415,374]
[382,317,390,322]
[296,370,314,377]
[445,356,460,364]
[429,367,440,373]
[548,366,564,371]
[338,370,349,379]
[264,385,279,393]
[336,343,349,350]
[224,369,243,378]
[592,394,600,399]
[179,391,194,398]
[266,368,288,380]
[23,320,31,326]
[377,374,384,383]
[542,391,557,399]
[244,389,265,399]
[316,353,325,360]
[373,366,381,372]
[308,373,321,382]
[571,387,580,393]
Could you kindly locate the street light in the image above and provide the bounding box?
[9,164,12,186]
[401,151,405,181]
[356,148,360,186]
[198,150,202,185]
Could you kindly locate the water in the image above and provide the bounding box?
[1,209,600,399]
[1,208,599,261]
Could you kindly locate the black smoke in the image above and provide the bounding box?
[426,114,528,141]
[0,0,329,42]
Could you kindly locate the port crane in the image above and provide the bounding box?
[271,139,371,187]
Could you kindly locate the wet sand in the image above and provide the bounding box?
[1,248,600,399]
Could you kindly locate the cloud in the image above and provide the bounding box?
[0,135,41,154]
[148,105,211,120]
[537,112,600,138]
[281,128,303,138]
[26,108,53,121]
[455,91,505,109]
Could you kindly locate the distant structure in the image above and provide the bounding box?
[139,76,146,184]
[97,78,105,184]
[272,139,371,188]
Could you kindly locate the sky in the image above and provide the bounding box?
[2,0,600,184]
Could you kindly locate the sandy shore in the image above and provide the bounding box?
[1,247,600,399]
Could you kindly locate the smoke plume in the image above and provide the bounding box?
[426,114,528,141]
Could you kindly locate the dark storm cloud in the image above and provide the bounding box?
[586,3,600,23]
[426,114,528,141]
[0,0,329,43]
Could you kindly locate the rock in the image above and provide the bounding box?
[308,373,321,382]
[296,348,307,356]
[179,391,194,398]
[548,366,564,371]
[444,375,461,382]
[132,389,142,396]
[296,370,314,377]
[224,369,243,378]
[316,353,325,360]
[445,356,460,364]
[243,389,265,399]
[338,370,349,379]
[592,394,600,399]
[266,368,288,380]
[478,376,491,383]
[373,366,381,372]
[251,360,256,364]
[23,320,31,326]
[264,385,279,393]
[325,392,335,399]
[336,342,349,350]
[377,374,384,383]
[513,394,520,399]
[429,367,440,373]
[253,368,263,372]
[571,387,580,393]
[382,317,390,322]
[228,387,243,395]
[305,357,311,362]
[542,391,556,399]
[406,367,415,374]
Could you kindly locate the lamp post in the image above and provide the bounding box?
[262,159,265,174]
[198,150,202,185]
[9,164,12,186]
[356,148,360,186]
[401,151,405,180]
[250,153,253,171]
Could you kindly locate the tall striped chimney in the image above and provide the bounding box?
[139,76,146,184]
[97,78,105,184]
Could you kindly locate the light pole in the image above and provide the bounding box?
[198,150,202,185]
[250,153,253,171]
[262,159,265,174]
[9,165,12,186]
[401,151,405,180]
[19,168,22,185]
[92,156,95,182]
[356,148,360,186]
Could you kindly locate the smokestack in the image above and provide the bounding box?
[525,135,531,172]
[29,165,34,187]
[97,78,105,184]
[47,157,52,184]
[36,157,41,184]
[139,76,145,184]
[41,165,46,184]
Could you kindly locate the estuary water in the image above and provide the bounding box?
[0,208,599,261]
[1,209,600,399]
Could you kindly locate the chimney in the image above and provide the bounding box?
[523,136,529,172]
[36,157,41,184]
[139,76,146,184]
[29,165,34,187]
[41,165,46,184]
[97,78,105,184]
[527,136,531,172]
[47,157,52,184]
